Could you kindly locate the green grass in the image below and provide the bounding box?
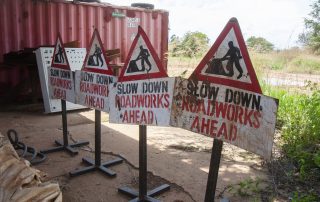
[263,82,320,181]
[262,82,320,201]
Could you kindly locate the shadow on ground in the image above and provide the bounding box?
[0,107,268,202]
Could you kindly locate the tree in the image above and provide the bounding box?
[299,0,320,54]
[169,31,209,57]
[180,31,209,57]
[169,35,183,57]
[246,36,274,53]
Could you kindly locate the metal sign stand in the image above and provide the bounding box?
[204,139,223,202]
[118,125,170,202]
[41,100,89,155]
[69,110,123,177]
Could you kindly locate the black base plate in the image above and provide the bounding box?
[69,156,123,177]
[41,139,89,155]
[118,184,170,202]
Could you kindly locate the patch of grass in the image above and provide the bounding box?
[291,191,319,202]
[262,82,320,201]
[167,56,202,69]
[168,49,320,79]
[226,178,271,201]
[250,49,320,74]
[289,55,320,74]
[264,83,320,178]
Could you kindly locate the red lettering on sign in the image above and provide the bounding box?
[164,94,170,107]
[50,77,72,89]
[210,119,218,137]
[122,110,154,124]
[243,108,253,127]
[217,122,227,140]
[215,102,228,118]
[181,96,261,129]
[53,88,66,100]
[117,94,170,109]
[80,81,108,96]
[253,111,261,128]
[197,99,206,114]
[190,116,238,141]
[84,95,105,109]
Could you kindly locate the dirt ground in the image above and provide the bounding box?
[0,106,270,202]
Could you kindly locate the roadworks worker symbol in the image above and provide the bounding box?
[82,29,113,75]
[51,33,70,70]
[191,17,261,93]
[118,26,167,82]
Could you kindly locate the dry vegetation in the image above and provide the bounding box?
[167,49,320,79]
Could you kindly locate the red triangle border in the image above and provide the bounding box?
[118,26,168,82]
[82,29,114,75]
[191,18,262,94]
[51,33,70,70]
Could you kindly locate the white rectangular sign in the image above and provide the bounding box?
[170,77,278,159]
[75,71,116,112]
[48,67,76,103]
[109,77,176,126]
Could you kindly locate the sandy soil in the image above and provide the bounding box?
[0,108,269,202]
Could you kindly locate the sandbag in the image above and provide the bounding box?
[0,133,62,202]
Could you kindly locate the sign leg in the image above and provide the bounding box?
[139,125,147,200]
[118,125,170,202]
[69,110,123,177]
[204,139,223,202]
[95,110,101,166]
[41,100,89,155]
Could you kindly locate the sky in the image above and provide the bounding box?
[102,0,313,49]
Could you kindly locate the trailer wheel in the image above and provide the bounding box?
[76,0,101,3]
[131,3,154,9]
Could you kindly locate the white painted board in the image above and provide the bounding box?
[48,67,75,103]
[109,77,176,126]
[75,71,117,112]
[35,47,86,113]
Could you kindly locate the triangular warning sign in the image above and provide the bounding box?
[82,29,113,75]
[190,18,262,93]
[51,33,70,70]
[118,26,168,82]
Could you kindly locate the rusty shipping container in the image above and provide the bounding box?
[0,0,169,68]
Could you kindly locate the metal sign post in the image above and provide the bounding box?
[41,100,89,155]
[69,110,123,177]
[204,139,223,202]
[118,125,170,202]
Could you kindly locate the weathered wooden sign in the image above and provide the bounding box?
[170,18,278,159]
[109,26,174,126]
[75,29,116,112]
[170,78,277,159]
[48,34,76,103]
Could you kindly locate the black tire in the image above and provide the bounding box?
[131,3,154,9]
[77,0,101,3]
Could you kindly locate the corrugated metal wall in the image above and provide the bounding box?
[0,0,169,68]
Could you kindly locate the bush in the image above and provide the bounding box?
[264,83,320,182]
[246,36,274,53]
[169,31,209,58]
